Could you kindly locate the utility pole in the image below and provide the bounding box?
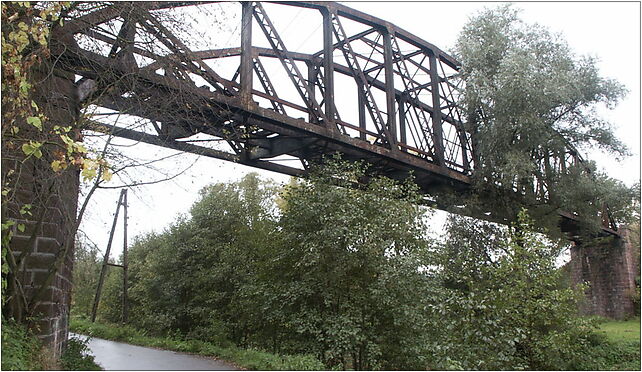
[91,189,129,323]
[122,190,129,323]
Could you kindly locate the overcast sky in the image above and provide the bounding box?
[79,1,641,258]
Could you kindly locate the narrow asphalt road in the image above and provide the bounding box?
[71,333,238,370]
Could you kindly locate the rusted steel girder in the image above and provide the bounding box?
[55,1,618,235]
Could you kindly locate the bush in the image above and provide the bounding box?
[60,337,101,370]
[433,211,605,370]
[579,339,641,370]
[1,319,47,370]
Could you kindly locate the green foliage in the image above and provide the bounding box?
[431,210,602,370]
[83,164,437,369]
[60,337,101,370]
[261,158,433,369]
[97,266,124,323]
[1,318,46,370]
[122,172,279,342]
[581,338,641,371]
[454,4,635,234]
[81,163,634,370]
[70,238,101,317]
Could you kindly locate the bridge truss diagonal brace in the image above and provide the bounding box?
[106,10,137,70]
[253,57,286,114]
[307,62,344,129]
[251,2,327,125]
[329,10,396,149]
[135,8,235,95]
[390,36,437,159]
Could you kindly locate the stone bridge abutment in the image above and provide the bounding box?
[2,58,80,357]
[570,228,639,319]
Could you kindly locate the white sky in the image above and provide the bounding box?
[78,1,641,259]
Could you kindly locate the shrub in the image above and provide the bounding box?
[433,211,605,370]
[60,337,101,370]
[579,339,641,370]
[1,319,46,370]
[0,318,60,370]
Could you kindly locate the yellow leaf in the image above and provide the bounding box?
[81,167,97,181]
[51,160,67,172]
[102,169,113,182]
[74,143,87,154]
[26,116,42,130]
[82,158,96,170]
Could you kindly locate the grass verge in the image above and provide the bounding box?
[70,316,325,370]
[587,317,641,371]
[597,317,640,343]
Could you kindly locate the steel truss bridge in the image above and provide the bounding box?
[55,1,617,234]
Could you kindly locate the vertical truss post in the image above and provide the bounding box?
[122,189,129,323]
[358,82,366,140]
[307,61,317,123]
[383,28,397,145]
[240,1,254,103]
[321,8,335,126]
[398,94,407,150]
[429,51,445,166]
[91,189,125,323]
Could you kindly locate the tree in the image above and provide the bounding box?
[263,158,434,370]
[69,235,102,317]
[122,173,278,344]
[430,210,600,370]
[454,5,636,235]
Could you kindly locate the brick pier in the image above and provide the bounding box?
[570,228,639,319]
[2,60,80,356]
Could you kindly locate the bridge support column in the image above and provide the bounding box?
[2,57,80,356]
[570,229,639,319]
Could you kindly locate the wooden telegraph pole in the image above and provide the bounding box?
[122,189,129,323]
[91,188,129,323]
